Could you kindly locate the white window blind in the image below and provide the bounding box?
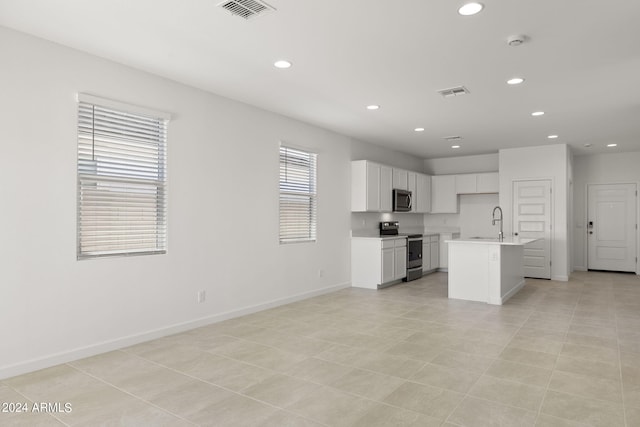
[77,95,168,259]
[279,145,317,244]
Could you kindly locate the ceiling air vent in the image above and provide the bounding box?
[217,0,275,20]
[443,136,462,142]
[437,86,470,98]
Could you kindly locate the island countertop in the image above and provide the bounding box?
[446,237,538,246]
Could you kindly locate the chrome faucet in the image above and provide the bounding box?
[492,206,504,241]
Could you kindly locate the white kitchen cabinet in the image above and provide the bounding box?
[380,166,392,211]
[407,172,417,212]
[431,175,458,213]
[381,247,395,283]
[351,160,392,212]
[422,234,440,274]
[352,237,407,289]
[477,172,499,193]
[430,237,439,270]
[392,168,408,190]
[455,172,499,194]
[422,241,430,272]
[455,174,477,194]
[438,232,460,270]
[395,244,407,280]
[415,173,431,213]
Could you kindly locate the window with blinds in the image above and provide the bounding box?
[279,145,317,244]
[77,94,169,259]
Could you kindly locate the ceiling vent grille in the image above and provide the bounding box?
[443,136,462,141]
[217,0,275,19]
[437,86,470,98]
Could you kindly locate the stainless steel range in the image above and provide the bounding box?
[404,234,423,281]
[379,221,423,282]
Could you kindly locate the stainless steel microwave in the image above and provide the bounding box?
[393,189,412,212]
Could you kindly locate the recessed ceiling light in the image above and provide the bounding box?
[458,2,484,16]
[273,60,292,69]
[451,145,461,149]
[548,135,558,139]
[366,105,380,110]
[607,143,617,147]
[507,77,524,85]
[531,111,545,116]
[414,127,425,132]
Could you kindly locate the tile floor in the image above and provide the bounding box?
[1,270,639,426]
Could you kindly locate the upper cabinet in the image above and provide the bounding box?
[415,173,431,213]
[455,174,477,194]
[407,172,417,212]
[431,175,458,213]
[477,172,499,193]
[392,169,409,190]
[351,161,431,213]
[398,169,431,213]
[455,172,499,194]
[351,160,392,212]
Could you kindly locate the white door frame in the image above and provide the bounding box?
[585,182,639,275]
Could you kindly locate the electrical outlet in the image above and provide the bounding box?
[197,290,206,303]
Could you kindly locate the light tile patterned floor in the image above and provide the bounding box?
[2,271,640,426]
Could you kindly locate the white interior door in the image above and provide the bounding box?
[513,180,551,279]
[587,183,637,272]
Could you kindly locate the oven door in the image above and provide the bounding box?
[407,237,423,269]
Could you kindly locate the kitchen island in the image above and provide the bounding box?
[445,237,537,305]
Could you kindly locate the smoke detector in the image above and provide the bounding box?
[507,35,527,46]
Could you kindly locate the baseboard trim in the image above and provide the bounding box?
[574,266,587,272]
[498,279,526,305]
[0,282,350,380]
[551,275,569,282]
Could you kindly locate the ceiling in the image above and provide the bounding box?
[1,0,639,159]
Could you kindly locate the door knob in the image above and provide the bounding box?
[514,232,518,236]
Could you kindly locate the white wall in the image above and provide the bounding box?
[0,27,354,378]
[351,139,425,172]
[573,152,640,271]
[424,153,498,175]
[499,144,571,281]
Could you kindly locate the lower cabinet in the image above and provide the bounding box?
[439,232,460,270]
[430,239,439,271]
[352,237,407,289]
[381,247,395,283]
[394,245,407,280]
[422,234,439,274]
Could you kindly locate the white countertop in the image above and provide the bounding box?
[445,237,538,246]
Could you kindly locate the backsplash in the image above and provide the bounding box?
[424,193,499,238]
[351,194,499,237]
[351,212,425,234]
